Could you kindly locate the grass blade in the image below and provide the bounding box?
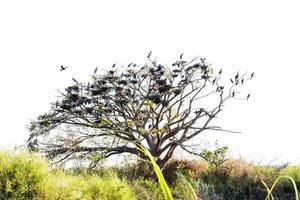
[138,145,174,200]
[262,175,299,200]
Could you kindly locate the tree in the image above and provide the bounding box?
[28,54,253,169]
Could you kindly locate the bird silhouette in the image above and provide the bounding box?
[232,91,235,97]
[230,78,234,84]
[94,67,98,74]
[112,63,116,68]
[60,65,67,71]
[241,78,244,84]
[180,53,183,60]
[212,78,216,85]
[147,51,152,59]
[250,72,254,79]
[247,93,250,100]
[218,69,222,75]
[72,77,78,84]
[235,72,239,80]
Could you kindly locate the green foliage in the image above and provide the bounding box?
[1,150,300,200]
[132,179,164,200]
[0,151,48,200]
[201,141,228,167]
[0,151,136,200]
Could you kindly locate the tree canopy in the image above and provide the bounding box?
[28,54,253,169]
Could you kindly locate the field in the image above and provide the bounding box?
[0,151,299,200]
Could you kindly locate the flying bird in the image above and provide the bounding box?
[94,67,98,74]
[60,65,67,71]
[147,51,152,59]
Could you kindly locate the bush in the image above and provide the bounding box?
[0,151,136,200]
[131,178,164,200]
[163,159,206,184]
[0,151,48,200]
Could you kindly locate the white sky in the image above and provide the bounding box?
[0,0,299,164]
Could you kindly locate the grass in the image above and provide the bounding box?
[1,150,300,200]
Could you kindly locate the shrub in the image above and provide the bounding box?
[0,151,48,200]
[131,178,164,200]
[0,151,136,200]
[163,159,207,184]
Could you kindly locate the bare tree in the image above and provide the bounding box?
[28,54,253,169]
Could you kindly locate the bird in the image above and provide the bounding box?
[60,65,67,71]
[212,78,216,85]
[250,72,254,79]
[232,91,235,97]
[147,51,152,59]
[235,72,239,80]
[112,63,116,68]
[180,53,183,60]
[230,78,234,84]
[241,78,244,85]
[247,93,250,100]
[72,77,78,84]
[94,67,98,74]
[218,69,222,75]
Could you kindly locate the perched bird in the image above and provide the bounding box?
[147,51,152,59]
[235,72,239,80]
[232,91,235,97]
[247,93,250,100]
[212,78,217,85]
[60,65,67,71]
[112,63,116,68]
[72,77,78,84]
[218,69,222,75]
[180,53,183,60]
[94,67,98,74]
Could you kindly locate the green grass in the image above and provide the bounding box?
[1,150,300,200]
